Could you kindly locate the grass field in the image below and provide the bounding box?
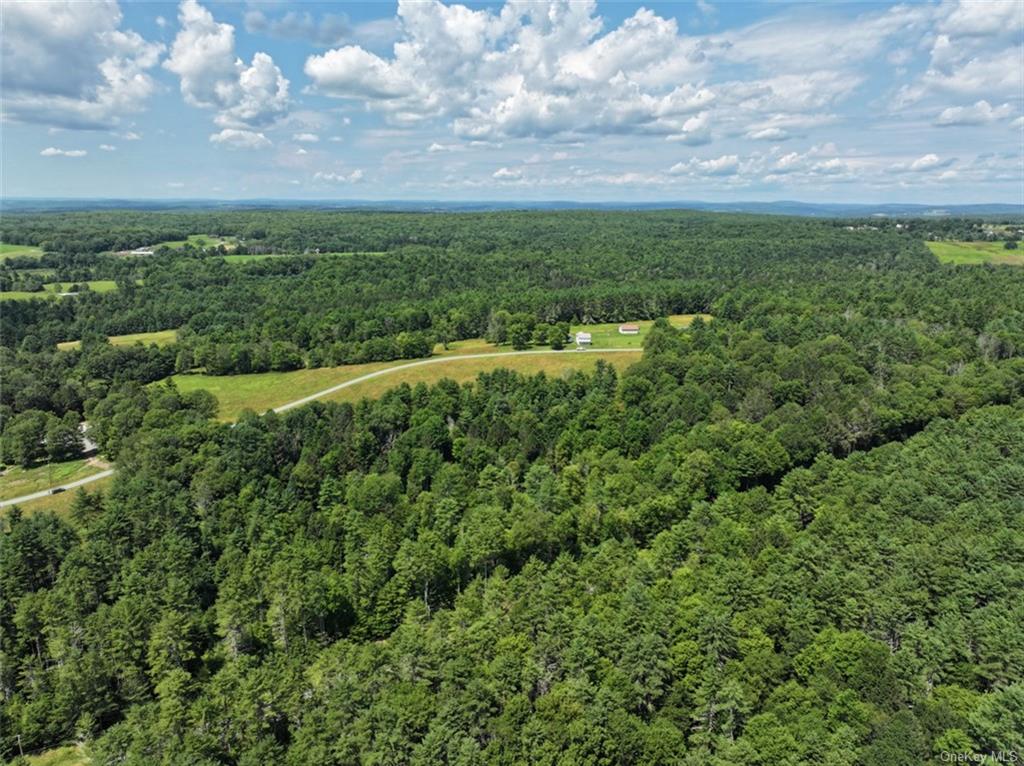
[22,745,90,765]
[569,313,709,347]
[6,476,114,519]
[174,351,641,421]
[0,458,107,502]
[0,280,120,301]
[156,234,237,250]
[325,351,641,406]
[0,242,44,260]
[170,314,705,420]
[57,328,178,351]
[926,241,1024,266]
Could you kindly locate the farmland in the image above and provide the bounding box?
[0,242,43,260]
[172,349,640,421]
[57,328,178,351]
[926,240,1024,266]
[168,316,702,420]
[0,280,119,301]
[153,233,237,250]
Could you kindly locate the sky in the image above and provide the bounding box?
[1,0,1022,203]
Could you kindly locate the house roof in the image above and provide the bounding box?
[619,323,640,330]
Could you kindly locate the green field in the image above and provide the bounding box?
[57,328,178,351]
[6,476,114,519]
[0,458,107,502]
[322,351,641,407]
[0,242,44,260]
[926,241,1024,266]
[568,313,709,347]
[155,234,237,250]
[168,315,706,421]
[173,351,642,421]
[0,280,120,301]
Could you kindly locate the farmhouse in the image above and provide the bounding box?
[618,323,640,335]
[130,248,155,256]
[575,331,592,346]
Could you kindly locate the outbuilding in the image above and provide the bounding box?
[618,323,640,335]
[575,331,592,346]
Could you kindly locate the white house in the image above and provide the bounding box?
[575,331,592,346]
[618,323,640,335]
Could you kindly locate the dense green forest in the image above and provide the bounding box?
[2,210,1023,764]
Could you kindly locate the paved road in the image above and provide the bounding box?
[3,348,641,506]
[0,468,116,508]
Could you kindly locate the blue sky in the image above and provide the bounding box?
[2,0,1022,202]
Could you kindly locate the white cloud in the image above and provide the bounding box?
[164,0,289,132]
[167,181,185,188]
[119,131,141,140]
[493,166,523,180]
[935,100,1014,126]
[293,132,320,143]
[0,0,163,129]
[313,169,364,182]
[427,142,453,153]
[296,148,308,155]
[40,147,87,157]
[244,9,350,47]
[306,2,718,140]
[746,127,788,141]
[887,153,958,174]
[209,128,271,149]
[669,154,739,176]
[99,144,116,151]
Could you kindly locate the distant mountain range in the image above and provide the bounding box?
[2,197,1021,218]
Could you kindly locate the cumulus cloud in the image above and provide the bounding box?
[305,1,718,140]
[0,0,163,129]
[99,144,117,151]
[164,0,289,136]
[40,147,87,157]
[313,169,364,182]
[670,154,739,176]
[209,128,271,149]
[935,100,1014,126]
[886,153,958,174]
[293,132,320,143]
[493,166,523,180]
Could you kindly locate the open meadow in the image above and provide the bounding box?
[0,280,120,301]
[0,242,43,260]
[926,240,1024,266]
[57,329,178,351]
[169,315,703,420]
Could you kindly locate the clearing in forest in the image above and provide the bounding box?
[926,240,1023,266]
[57,329,178,351]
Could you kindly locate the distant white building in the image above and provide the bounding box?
[618,323,640,335]
[575,331,592,346]
[130,248,155,256]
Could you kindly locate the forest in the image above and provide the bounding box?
[1,210,1023,765]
